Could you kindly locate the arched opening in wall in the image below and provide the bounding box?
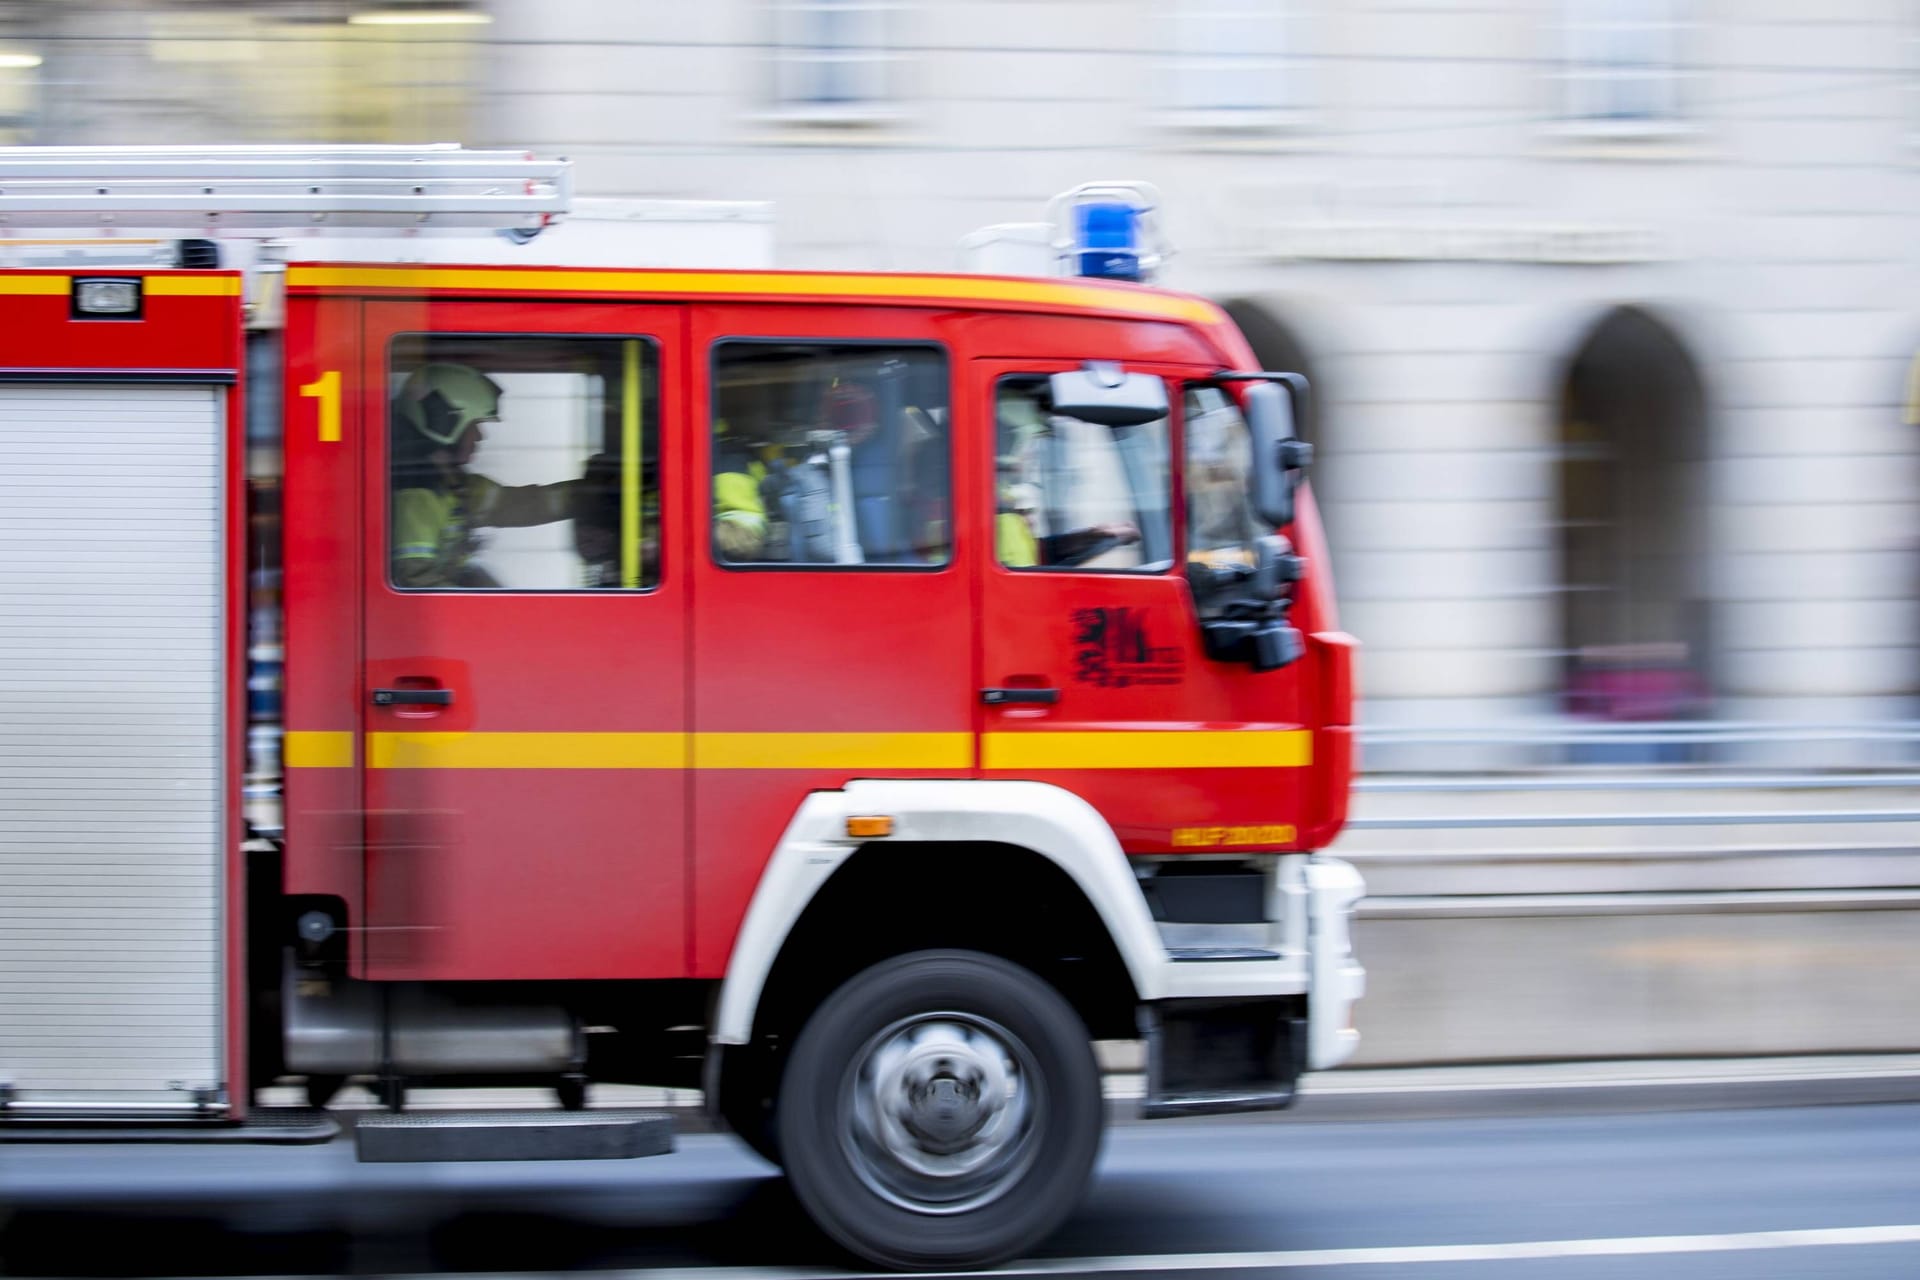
[1221,299,1321,448]
[1556,307,1711,749]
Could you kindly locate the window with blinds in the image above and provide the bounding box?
[1561,0,1687,126]
[769,0,904,119]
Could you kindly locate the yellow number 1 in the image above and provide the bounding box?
[300,370,342,443]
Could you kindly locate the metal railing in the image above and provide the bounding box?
[1339,720,1920,915]
[1356,719,1920,780]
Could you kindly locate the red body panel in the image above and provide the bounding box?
[281,297,366,943]
[273,266,1353,984]
[0,276,242,374]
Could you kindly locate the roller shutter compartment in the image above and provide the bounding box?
[0,383,226,1113]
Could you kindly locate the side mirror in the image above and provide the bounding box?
[1049,364,1168,427]
[1245,380,1312,527]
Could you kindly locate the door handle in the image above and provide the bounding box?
[371,688,454,708]
[981,687,1059,706]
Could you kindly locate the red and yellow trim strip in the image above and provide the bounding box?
[980,730,1311,771]
[284,728,1310,772]
[281,265,1224,327]
[0,273,241,297]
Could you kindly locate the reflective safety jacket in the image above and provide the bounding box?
[392,474,573,588]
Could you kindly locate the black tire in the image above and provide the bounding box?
[775,950,1102,1270]
[716,1045,784,1168]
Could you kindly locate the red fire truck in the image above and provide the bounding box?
[0,146,1363,1269]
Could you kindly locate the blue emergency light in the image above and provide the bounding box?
[1049,181,1167,284]
[1073,201,1143,281]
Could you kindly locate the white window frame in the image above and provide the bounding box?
[1558,0,1688,135]
[766,0,905,125]
[1160,1,1303,132]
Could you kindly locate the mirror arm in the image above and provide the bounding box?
[1199,369,1312,429]
[1199,537,1307,672]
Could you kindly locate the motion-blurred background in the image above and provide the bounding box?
[1,0,1915,1067]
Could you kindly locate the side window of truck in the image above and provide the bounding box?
[993,375,1173,572]
[387,335,661,592]
[1183,384,1273,620]
[709,342,951,567]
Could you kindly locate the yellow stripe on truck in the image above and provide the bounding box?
[282,729,1311,771]
[0,275,71,296]
[364,731,969,771]
[368,732,689,770]
[691,732,972,771]
[146,275,243,297]
[0,274,241,297]
[981,730,1312,771]
[284,731,354,768]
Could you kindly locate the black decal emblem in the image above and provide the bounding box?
[1071,607,1185,688]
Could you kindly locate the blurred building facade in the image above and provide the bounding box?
[2,0,1916,762]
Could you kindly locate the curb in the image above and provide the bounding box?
[280,1056,1920,1135]
[1110,1062,1920,1125]
[1289,1072,1920,1122]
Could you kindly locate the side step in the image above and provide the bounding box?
[0,1108,338,1145]
[1167,946,1282,962]
[1139,997,1303,1119]
[353,1110,676,1163]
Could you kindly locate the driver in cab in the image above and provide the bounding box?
[994,384,1140,569]
[390,362,585,589]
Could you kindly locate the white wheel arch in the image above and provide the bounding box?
[711,779,1167,1045]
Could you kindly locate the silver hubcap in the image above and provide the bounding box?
[842,1012,1040,1214]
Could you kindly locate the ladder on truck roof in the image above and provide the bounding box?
[0,143,571,235]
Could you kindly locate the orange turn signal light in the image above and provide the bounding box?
[846,816,894,838]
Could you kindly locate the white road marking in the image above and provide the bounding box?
[1303,1066,1920,1095]
[952,1224,1920,1275]
[286,1223,1920,1280]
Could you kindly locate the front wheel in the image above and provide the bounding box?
[776,950,1103,1270]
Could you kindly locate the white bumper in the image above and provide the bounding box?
[1304,856,1367,1069]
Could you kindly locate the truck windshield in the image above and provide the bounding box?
[994,376,1173,572]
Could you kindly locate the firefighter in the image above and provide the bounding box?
[994,384,1140,568]
[713,468,769,561]
[390,362,580,589]
[996,481,1044,567]
[710,416,770,562]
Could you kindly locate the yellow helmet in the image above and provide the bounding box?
[395,363,503,447]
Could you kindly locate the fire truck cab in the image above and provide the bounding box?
[0,147,1362,1270]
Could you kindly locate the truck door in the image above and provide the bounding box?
[359,301,688,980]
[686,307,974,974]
[974,358,1315,852]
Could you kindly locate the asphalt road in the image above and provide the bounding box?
[1,1102,1916,1279]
